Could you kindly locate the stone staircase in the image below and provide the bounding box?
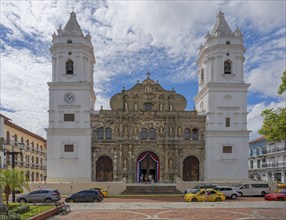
[121,184,183,195]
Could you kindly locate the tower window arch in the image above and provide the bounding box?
[224,60,232,74]
[140,128,148,140]
[226,117,230,127]
[184,128,191,140]
[97,127,104,139]
[66,59,74,75]
[192,129,199,140]
[149,128,156,140]
[105,128,112,139]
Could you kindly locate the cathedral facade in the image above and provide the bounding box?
[91,74,205,183]
[46,11,250,183]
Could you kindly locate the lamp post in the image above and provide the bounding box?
[3,140,24,202]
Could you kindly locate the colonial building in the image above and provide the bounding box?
[47,11,250,183]
[249,136,286,183]
[0,114,47,182]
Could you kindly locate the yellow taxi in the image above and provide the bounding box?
[184,188,226,202]
[91,187,108,197]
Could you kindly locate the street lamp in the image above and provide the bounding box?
[2,139,24,202]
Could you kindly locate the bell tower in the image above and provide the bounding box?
[46,12,96,182]
[195,11,250,181]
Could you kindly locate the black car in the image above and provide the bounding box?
[65,190,103,203]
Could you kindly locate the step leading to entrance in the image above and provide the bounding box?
[121,184,183,195]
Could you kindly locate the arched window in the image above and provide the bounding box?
[66,60,74,75]
[6,131,10,144]
[226,118,230,127]
[105,128,112,139]
[149,128,156,140]
[224,60,231,74]
[184,128,191,140]
[97,127,104,139]
[140,128,148,140]
[14,134,18,144]
[192,129,199,140]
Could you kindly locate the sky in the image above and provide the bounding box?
[0,0,285,141]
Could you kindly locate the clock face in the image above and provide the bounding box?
[64,92,75,104]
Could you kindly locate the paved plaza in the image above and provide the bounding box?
[48,197,286,220]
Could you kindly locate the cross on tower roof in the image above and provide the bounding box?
[146,72,151,79]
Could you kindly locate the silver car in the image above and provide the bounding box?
[16,189,61,203]
[214,186,239,199]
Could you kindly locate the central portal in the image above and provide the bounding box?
[136,151,160,182]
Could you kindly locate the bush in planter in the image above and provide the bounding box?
[7,213,20,220]
[10,204,30,214]
[8,202,20,210]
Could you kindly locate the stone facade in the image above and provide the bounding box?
[91,75,205,183]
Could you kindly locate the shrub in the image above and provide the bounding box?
[10,204,30,214]
[7,213,20,220]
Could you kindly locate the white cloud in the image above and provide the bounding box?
[0,0,285,141]
[248,101,286,141]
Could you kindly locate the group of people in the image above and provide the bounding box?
[140,174,155,184]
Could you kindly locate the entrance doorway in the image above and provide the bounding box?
[137,151,160,182]
[96,156,113,182]
[183,156,199,181]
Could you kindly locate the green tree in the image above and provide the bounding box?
[259,70,286,142]
[0,169,29,206]
[278,70,286,95]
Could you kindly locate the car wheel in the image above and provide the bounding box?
[231,194,237,200]
[261,191,266,196]
[215,197,222,202]
[45,198,52,203]
[191,198,198,202]
[92,198,99,202]
[238,192,243,197]
[278,197,285,201]
[18,198,27,203]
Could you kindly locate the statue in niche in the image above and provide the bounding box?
[168,158,173,167]
[169,127,173,134]
[159,126,164,134]
[124,125,128,133]
[123,158,128,167]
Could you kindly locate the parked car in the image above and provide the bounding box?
[264,189,286,201]
[16,189,61,203]
[184,189,226,202]
[235,183,270,196]
[214,186,239,200]
[65,190,104,203]
[194,184,218,189]
[184,188,198,195]
[90,187,108,197]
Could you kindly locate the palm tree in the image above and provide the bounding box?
[0,169,29,206]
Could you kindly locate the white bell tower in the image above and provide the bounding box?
[46,12,96,182]
[195,11,250,181]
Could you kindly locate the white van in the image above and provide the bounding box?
[235,183,270,196]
